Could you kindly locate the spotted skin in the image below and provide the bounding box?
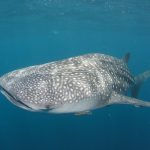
[0,53,146,114]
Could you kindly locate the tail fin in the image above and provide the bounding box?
[131,71,150,98]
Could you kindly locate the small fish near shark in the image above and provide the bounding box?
[0,53,150,115]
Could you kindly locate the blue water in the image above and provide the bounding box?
[0,0,150,150]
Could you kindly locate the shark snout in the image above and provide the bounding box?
[0,73,36,111]
[0,74,18,102]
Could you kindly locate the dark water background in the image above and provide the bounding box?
[0,0,150,150]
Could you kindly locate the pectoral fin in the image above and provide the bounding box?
[109,92,150,107]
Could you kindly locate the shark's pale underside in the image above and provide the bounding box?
[0,53,150,114]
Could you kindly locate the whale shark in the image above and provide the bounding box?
[0,53,150,114]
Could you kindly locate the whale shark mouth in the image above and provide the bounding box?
[0,86,16,102]
[0,85,32,110]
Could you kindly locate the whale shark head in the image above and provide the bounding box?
[0,67,54,111]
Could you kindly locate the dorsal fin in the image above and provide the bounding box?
[123,52,130,63]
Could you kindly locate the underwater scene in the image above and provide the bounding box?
[0,0,150,150]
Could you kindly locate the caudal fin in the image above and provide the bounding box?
[131,71,150,98]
